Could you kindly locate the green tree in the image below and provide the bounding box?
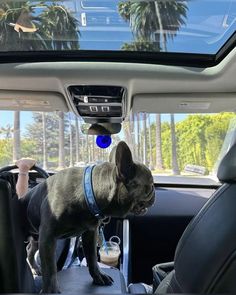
[0,2,46,51]
[39,3,79,50]
[205,113,235,170]
[25,112,59,165]
[0,139,12,166]
[160,121,171,169]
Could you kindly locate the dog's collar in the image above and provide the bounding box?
[83,165,105,220]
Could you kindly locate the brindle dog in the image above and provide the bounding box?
[20,141,155,293]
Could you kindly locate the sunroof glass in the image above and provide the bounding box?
[0,0,235,54]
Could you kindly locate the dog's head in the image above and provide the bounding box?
[109,141,155,215]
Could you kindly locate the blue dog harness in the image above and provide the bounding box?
[83,165,105,219]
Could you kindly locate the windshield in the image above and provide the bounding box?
[0,0,236,54]
[1,111,235,185]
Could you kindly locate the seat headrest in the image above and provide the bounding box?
[217,144,236,182]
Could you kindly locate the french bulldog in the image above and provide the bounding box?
[20,141,155,293]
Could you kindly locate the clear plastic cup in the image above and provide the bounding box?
[99,236,121,267]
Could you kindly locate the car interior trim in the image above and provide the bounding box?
[122,219,130,286]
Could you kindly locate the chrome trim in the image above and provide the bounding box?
[62,237,77,269]
[122,219,130,285]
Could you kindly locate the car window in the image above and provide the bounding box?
[0,110,235,185]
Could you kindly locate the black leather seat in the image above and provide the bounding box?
[0,176,35,292]
[152,143,236,293]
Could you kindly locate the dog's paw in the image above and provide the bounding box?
[41,285,61,293]
[93,272,114,286]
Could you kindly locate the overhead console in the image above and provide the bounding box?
[68,85,127,124]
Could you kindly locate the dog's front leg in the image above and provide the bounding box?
[26,237,41,275]
[39,227,60,293]
[82,229,114,286]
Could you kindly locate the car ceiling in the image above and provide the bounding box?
[0,46,236,117]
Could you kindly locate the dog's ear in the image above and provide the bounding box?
[109,146,116,163]
[115,141,135,183]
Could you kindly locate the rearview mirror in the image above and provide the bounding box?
[81,123,121,135]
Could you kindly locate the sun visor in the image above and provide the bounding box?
[0,91,68,112]
[132,93,236,114]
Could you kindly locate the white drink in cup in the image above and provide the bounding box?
[99,236,121,267]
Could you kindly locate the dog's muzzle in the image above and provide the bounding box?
[132,185,155,215]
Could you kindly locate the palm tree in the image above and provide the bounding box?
[69,116,73,167]
[170,114,180,175]
[13,111,20,162]
[42,112,48,170]
[119,1,187,172]
[143,113,148,166]
[0,2,79,51]
[148,115,153,169]
[75,116,80,163]
[58,111,65,169]
[40,4,79,50]
[0,2,47,51]
[136,113,141,161]
[118,1,187,51]
[156,114,163,170]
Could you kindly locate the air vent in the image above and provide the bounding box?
[68,85,126,123]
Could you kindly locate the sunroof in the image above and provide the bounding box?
[0,0,236,55]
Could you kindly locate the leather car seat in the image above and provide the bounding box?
[130,143,236,293]
[0,176,35,292]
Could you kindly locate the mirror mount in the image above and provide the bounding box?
[81,122,121,135]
